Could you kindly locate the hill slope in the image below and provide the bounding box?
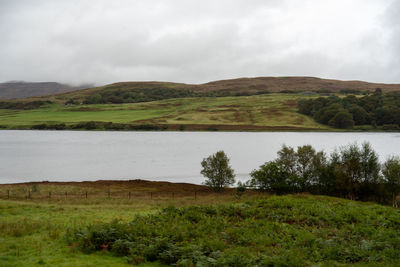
[0,82,89,99]
[0,94,330,131]
[27,76,400,104]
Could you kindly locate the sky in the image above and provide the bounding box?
[0,0,399,85]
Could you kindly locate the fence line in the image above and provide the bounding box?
[0,190,237,201]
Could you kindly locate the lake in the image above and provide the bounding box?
[1,130,400,184]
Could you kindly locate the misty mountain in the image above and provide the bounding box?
[0,82,91,99]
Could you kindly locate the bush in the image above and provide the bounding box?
[382,124,400,131]
[235,181,246,198]
[32,123,48,130]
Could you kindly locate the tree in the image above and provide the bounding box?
[295,145,327,191]
[201,151,235,191]
[330,142,380,200]
[249,161,289,194]
[382,156,400,207]
[359,142,380,184]
[328,110,355,129]
[348,105,370,125]
[250,145,327,194]
[276,145,297,176]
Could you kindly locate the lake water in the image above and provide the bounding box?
[1,130,400,184]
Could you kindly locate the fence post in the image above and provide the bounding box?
[85,191,88,199]
[108,189,111,198]
[172,192,175,199]
[48,191,51,199]
[28,190,31,199]
[7,190,10,199]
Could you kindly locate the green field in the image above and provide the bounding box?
[0,181,238,267]
[0,180,252,267]
[1,185,399,266]
[0,94,331,131]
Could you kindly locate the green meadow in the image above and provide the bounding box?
[1,192,399,266]
[0,94,330,131]
[0,181,251,267]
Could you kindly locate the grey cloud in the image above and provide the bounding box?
[0,0,397,85]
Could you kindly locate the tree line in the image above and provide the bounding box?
[0,100,52,110]
[201,143,400,207]
[79,87,268,105]
[297,90,400,129]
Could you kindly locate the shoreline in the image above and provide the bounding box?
[0,127,395,133]
[0,179,206,187]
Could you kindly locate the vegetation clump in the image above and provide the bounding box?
[249,142,400,206]
[298,91,400,129]
[81,86,265,105]
[0,100,52,110]
[69,195,400,266]
[30,121,168,131]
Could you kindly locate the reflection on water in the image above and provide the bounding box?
[0,130,399,184]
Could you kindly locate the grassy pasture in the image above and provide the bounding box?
[0,181,258,267]
[0,180,399,266]
[0,94,331,131]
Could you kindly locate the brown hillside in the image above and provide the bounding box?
[198,76,400,92]
[23,76,400,103]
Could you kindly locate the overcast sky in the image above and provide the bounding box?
[0,0,399,85]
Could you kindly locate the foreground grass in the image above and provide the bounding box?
[70,195,400,266]
[0,196,244,266]
[0,181,252,266]
[0,201,144,266]
[0,94,330,131]
[1,188,399,266]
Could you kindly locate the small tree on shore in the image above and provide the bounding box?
[201,151,235,192]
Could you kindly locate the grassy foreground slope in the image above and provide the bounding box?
[0,94,330,131]
[0,183,399,266]
[0,180,241,267]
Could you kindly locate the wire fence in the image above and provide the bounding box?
[0,189,241,201]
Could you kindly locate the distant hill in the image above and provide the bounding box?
[0,82,90,99]
[199,76,400,92]
[16,76,400,104]
[97,76,400,94]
